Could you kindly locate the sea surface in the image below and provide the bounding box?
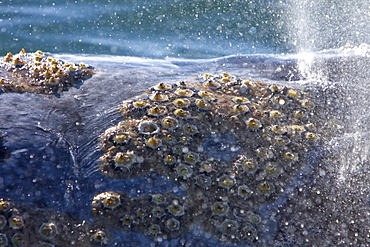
[1,0,370,58]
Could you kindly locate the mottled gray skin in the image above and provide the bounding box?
[1,45,370,246]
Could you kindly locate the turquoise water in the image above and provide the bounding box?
[2,0,370,58]
[0,0,287,58]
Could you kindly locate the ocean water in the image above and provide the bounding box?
[2,1,370,246]
[1,0,370,58]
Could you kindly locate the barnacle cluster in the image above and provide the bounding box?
[97,72,321,244]
[92,192,190,240]
[0,198,109,246]
[0,49,94,94]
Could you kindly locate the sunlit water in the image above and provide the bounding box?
[1,0,370,58]
[1,0,370,246]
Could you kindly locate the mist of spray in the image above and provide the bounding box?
[285,0,370,79]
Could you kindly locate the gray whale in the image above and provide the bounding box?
[1,44,370,246]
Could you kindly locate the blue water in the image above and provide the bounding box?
[0,0,285,57]
[1,0,370,58]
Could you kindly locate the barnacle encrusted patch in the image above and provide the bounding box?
[0,198,108,246]
[97,72,321,244]
[0,49,94,94]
